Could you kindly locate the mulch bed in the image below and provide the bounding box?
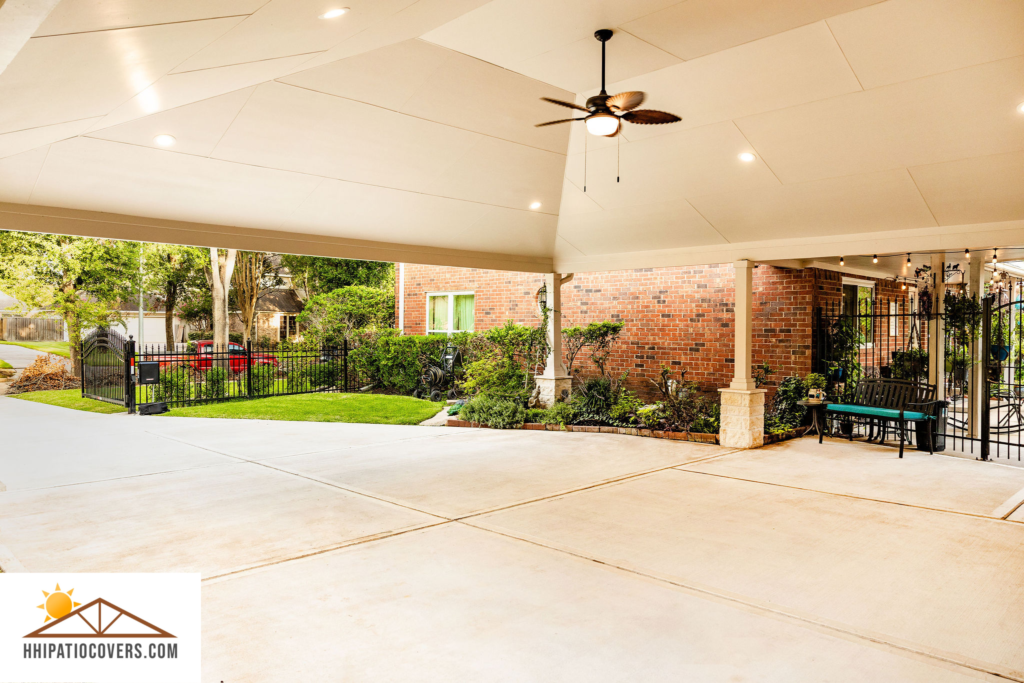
[446,419,719,444]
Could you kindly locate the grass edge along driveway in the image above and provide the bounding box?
[7,390,443,425]
[0,341,71,358]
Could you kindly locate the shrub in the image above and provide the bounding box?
[690,402,720,434]
[462,350,529,401]
[297,286,395,347]
[155,368,191,402]
[562,321,624,377]
[765,376,807,433]
[804,372,827,390]
[287,361,339,393]
[187,331,242,344]
[890,349,928,380]
[546,401,575,426]
[459,395,525,429]
[608,390,643,425]
[524,408,549,423]
[249,363,276,395]
[200,367,228,400]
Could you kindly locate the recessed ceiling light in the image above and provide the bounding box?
[1018,102,1024,114]
[529,202,541,210]
[153,134,176,147]
[320,8,348,18]
[738,152,755,162]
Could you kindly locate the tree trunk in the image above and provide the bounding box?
[210,248,236,368]
[66,312,82,379]
[165,280,177,348]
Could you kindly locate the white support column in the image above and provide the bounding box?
[535,272,573,408]
[719,260,766,449]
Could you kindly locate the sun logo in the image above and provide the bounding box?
[37,584,81,623]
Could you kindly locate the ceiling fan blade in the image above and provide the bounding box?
[540,97,590,113]
[622,109,681,125]
[535,118,586,127]
[606,91,645,112]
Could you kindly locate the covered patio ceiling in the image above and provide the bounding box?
[0,0,1022,273]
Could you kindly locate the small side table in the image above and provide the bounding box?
[798,400,826,437]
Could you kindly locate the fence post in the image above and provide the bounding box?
[80,340,85,398]
[125,336,136,414]
[246,338,253,399]
[981,295,992,460]
[343,338,349,393]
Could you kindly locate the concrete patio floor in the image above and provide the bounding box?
[2,397,1024,681]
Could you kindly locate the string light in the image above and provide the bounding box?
[906,253,911,266]
[993,249,998,264]
[872,254,878,264]
[965,248,970,258]
[839,256,844,266]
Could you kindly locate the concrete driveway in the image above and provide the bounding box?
[2,397,1023,682]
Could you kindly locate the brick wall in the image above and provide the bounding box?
[399,263,828,399]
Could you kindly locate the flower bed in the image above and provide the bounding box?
[763,425,810,445]
[446,418,719,443]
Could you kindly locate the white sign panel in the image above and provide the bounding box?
[0,574,200,683]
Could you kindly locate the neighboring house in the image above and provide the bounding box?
[229,288,305,344]
[395,262,925,398]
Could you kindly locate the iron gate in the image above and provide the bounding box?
[81,327,134,409]
[982,294,1024,461]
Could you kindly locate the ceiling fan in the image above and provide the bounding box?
[536,29,681,137]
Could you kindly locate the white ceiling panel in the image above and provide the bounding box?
[910,151,1024,226]
[828,0,1024,90]
[0,117,100,160]
[171,0,416,73]
[31,137,323,231]
[424,136,565,212]
[295,179,557,257]
[212,81,480,194]
[34,0,266,36]
[585,22,862,144]
[89,53,315,132]
[0,17,242,135]
[87,87,256,157]
[736,57,1024,184]
[557,178,604,217]
[563,121,781,209]
[0,146,50,204]
[623,0,881,61]
[557,197,724,256]
[689,169,937,243]
[292,0,492,70]
[282,39,574,154]
[421,0,680,78]
[515,29,680,93]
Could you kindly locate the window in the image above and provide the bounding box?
[427,293,474,334]
[842,277,875,345]
[279,315,298,340]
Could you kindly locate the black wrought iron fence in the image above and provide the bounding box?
[81,327,132,406]
[81,334,369,412]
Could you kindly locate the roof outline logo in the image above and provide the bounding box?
[25,597,175,639]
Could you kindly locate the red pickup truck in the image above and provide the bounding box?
[191,341,279,373]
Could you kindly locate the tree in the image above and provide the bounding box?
[0,232,136,374]
[296,286,395,347]
[281,254,393,301]
[209,248,237,354]
[137,244,207,346]
[231,252,282,346]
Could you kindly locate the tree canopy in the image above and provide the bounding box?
[281,255,393,300]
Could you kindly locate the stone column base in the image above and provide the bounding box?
[718,388,767,449]
[535,376,572,409]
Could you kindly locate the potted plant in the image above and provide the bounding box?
[805,372,826,402]
[991,310,1010,362]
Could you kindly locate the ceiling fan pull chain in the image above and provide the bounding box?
[584,130,588,192]
[617,134,620,183]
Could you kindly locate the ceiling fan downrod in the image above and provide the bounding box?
[595,29,612,95]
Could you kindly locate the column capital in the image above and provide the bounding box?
[733,259,756,270]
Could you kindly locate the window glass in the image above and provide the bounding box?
[428,295,449,334]
[453,295,475,332]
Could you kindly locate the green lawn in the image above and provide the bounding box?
[7,389,442,425]
[160,393,442,424]
[0,359,11,369]
[0,341,71,358]
[9,389,126,414]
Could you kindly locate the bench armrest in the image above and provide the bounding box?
[904,400,948,419]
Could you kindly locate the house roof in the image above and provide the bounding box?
[0,1,1022,273]
[257,289,303,313]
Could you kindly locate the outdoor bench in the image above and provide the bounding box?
[818,378,947,458]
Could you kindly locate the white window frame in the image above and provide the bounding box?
[842,277,876,348]
[426,291,474,335]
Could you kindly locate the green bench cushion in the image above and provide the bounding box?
[825,404,930,420]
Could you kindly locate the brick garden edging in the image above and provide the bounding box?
[446,419,720,444]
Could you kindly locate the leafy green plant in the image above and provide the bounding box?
[764,376,807,434]
[249,363,276,395]
[943,291,982,347]
[753,362,775,389]
[297,286,395,347]
[642,367,719,433]
[562,321,625,378]
[459,395,526,429]
[155,369,191,402]
[546,401,576,426]
[287,362,339,393]
[804,373,827,390]
[689,402,720,434]
[890,349,928,380]
[200,367,228,400]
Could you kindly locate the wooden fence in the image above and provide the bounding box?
[0,317,65,341]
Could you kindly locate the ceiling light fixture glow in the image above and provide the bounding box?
[585,114,620,137]
[320,8,348,18]
[965,248,970,258]
[993,249,998,263]
[738,152,755,162]
[153,134,176,147]
[906,253,912,266]
[529,202,541,210]
[872,254,878,264]
[839,256,844,266]
[1018,102,1024,114]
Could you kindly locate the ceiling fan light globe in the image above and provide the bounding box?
[586,114,619,137]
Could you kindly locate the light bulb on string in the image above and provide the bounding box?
[872,255,878,264]
[839,256,844,266]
